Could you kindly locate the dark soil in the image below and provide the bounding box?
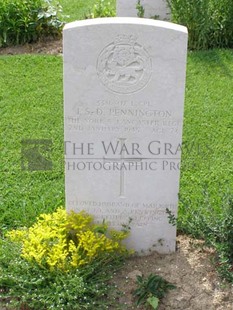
[0,39,62,56]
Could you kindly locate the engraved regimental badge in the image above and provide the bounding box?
[97,35,152,94]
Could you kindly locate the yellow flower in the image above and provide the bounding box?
[6,207,130,271]
[6,228,27,242]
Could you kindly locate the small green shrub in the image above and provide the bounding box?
[168,0,233,50]
[85,0,116,19]
[0,208,130,309]
[133,273,176,309]
[0,0,64,47]
[178,193,233,282]
[0,238,126,309]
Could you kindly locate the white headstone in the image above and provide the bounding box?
[117,0,170,20]
[64,18,188,254]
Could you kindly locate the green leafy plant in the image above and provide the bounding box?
[205,195,233,282]
[167,0,233,50]
[0,208,130,309]
[179,193,233,282]
[147,296,159,309]
[136,0,145,18]
[0,0,64,47]
[133,273,176,308]
[85,0,115,19]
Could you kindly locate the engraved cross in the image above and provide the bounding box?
[103,138,142,198]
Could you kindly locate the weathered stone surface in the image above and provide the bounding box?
[63,18,188,254]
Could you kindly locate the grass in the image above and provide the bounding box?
[179,50,233,235]
[59,0,116,22]
[0,55,64,228]
[1,50,232,233]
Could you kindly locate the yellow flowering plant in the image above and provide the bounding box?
[7,208,130,271]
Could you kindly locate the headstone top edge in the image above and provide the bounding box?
[63,17,188,34]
